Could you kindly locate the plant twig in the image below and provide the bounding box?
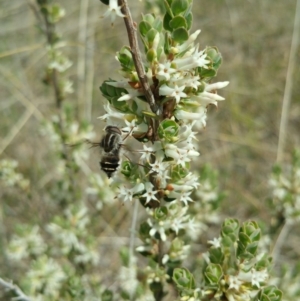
[119,0,158,114]
[276,0,300,163]
[29,2,75,191]
[271,221,292,266]
[0,278,31,301]
[129,198,139,259]
[41,12,64,109]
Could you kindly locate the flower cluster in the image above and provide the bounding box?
[270,264,300,301]
[173,219,282,301]
[0,159,29,190]
[269,149,300,224]
[98,0,230,296]
[6,225,47,262]
[187,165,225,240]
[38,1,74,101]
[40,107,96,170]
[99,1,228,206]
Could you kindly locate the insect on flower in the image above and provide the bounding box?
[68,125,154,179]
[85,125,123,178]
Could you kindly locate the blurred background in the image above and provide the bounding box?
[0,0,299,299]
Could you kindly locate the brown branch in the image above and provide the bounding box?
[119,0,158,114]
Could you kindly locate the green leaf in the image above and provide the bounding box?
[172,27,189,43]
[153,18,163,32]
[221,218,240,241]
[173,268,195,289]
[169,16,187,29]
[146,28,158,44]
[101,290,113,301]
[99,0,109,5]
[139,222,152,240]
[158,119,179,142]
[163,12,173,32]
[139,21,152,37]
[256,285,282,301]
[209,247,224,264]
[206,47,223,71]
[164,32,171,54]
[119,247,130,267]
[100,81,131,113]
[164,0,174,18]
[147,48,157,63]
[256,254,272,270]
[154,206,168,220]
[149,282,164,296]
[198,67,216,78]
[170,164,189,181]
[40,6,49,16]
[171,0,189,16]
[141,110,160,119]
[185,12,193,30]
[204,263,223,285]
[117,47,134,72]
[143,13,155,24]
[131,100,138,113]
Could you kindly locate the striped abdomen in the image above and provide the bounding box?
[100,154,120,178]
[100,126,122,178]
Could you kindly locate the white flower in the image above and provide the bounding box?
[7,226,47,261]
[140,144,156,162]
[118,257,139,298]
[205,81,230,91]
[171,183,194,192]
[48,53,72,72]
[251,269,268,288]
[102,0,125,26]
[26,256,66,297]
[173,48,209,70]
[159,84,187,103]
[98,103,124,121]
[122,118,137,135]
[156,62,177,81]
[190,81,229,107]
[142,182,159,204]
[208,237,221,248]
[186,218,205,240]
[171,74,201,90]
[177,29,201,53]
[118,88,144,101]
[118,183,145,202]
[171,217,187,234]
[149,222,167,241]
[61,80,74,94]
[180,191,194,206]
[162,254,169,265]
[174,107,207,129]
[227,275,242,291]
[165,144,199,167]
[106,80,131,88]
[65,204,89,230]
[149,158,169,177]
